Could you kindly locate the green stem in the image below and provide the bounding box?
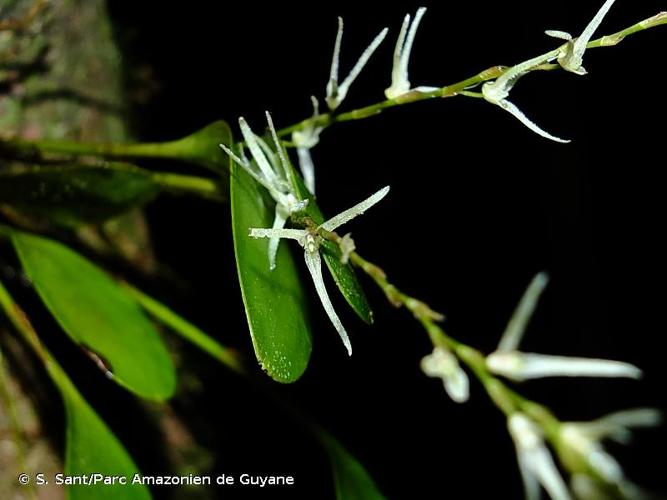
[319,227,558,425]
[279,12,666,139]
[148,171,224,201]
[121,282,246,376]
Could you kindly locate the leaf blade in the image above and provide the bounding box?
[318,432,387,500]
[12,232,176,401]
[0,165,158,228]
[230,161,312,383]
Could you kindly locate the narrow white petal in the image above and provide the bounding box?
[581,408,662,444]
[239,117,279,183]
[509,414,571,500]
[219,143,250,168]
[249,228,306,242]
[497,99,571,143]
[392,14,410,86]
[336,27,388,106]
[304,249,352,355]
[385,13,411,99]
[588,449,623,484]
[574,0,617,60]
[320,186,390,232]
[531,446,572,500]
[486,50,559,98]
[326,17,344,108]
[517,451,541,500]
[399,7,427,88]
[498,273,549,352]
[220,143,272,189]
[265,111,292,181]
[545,30,573,41]
[297,147,316,194]
[267,210,287,271]
[488,351,642,381]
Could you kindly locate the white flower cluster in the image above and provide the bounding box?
[221,111,390,356]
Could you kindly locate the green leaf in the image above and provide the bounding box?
[0,279,151,500]
[230,161,312,383]
[158,120,232,174]
[0,165,158,228]
[290,173,373,324]
[54,367,152,500]
[318,432,386,500]
[12,232,176,401]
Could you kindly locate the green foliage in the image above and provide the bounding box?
[230,160,312,383]
[318,432,387,500]
[12,231,176,401]
[0,165,158,228]
[55,366,152,500]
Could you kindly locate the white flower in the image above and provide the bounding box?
[384,7,438,99]
[482,53,570,143]
[292,96,323,194]
[420,346,469,403]
[508,413,572,500]
[560,408,661,486]
[326,17,388,111]
[220,112,308,271]
[546,0,617,75]
[249,186,390,355]
[486,273,642,381]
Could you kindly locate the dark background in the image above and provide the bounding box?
[70,1,667,498]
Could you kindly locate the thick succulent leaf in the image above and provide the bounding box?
[0,165,158,228]
[290,173,373,324]
[12,231,176,401]
[230,161,312,383]
[318,432,386,500]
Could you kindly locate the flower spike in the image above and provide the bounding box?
[486,273,642,381]
[249,186,390,354]
[385,7,437,99]
[546,0,617,75]
[326,17,388,111]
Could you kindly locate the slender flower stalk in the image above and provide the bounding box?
[326,17,388,111]
[250,186,390,355]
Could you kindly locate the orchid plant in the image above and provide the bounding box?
[0,1,665,499]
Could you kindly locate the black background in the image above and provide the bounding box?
[88,1,667,498]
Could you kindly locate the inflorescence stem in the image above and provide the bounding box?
[278,12,666,139]
[316,225,560,435]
